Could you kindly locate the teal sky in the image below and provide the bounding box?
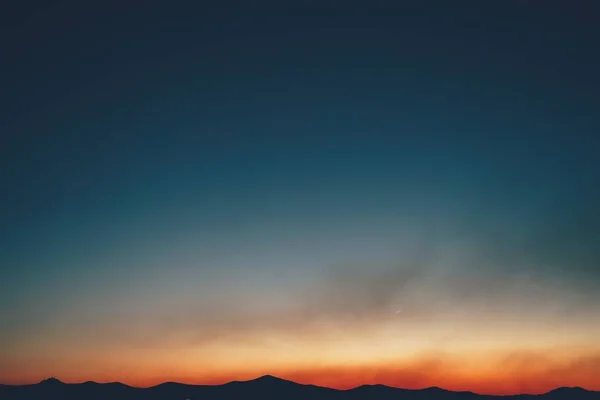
[1,1,599,393]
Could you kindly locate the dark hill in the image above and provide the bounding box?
[0,376,598,400]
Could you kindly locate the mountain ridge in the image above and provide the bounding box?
[0,375,598,400]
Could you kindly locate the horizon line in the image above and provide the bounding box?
[2,374,595,397]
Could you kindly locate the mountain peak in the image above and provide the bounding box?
[549,386,588,393]
[424,386,448,392]
[39,377,63,385]
[247,375,295,385]
[254,375,284,381]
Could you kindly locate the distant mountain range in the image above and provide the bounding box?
[1,375,598,400]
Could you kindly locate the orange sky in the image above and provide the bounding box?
[2,312,600,395]
[3,350,599,395]
[2,266,600,395]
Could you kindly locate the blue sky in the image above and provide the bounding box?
[1,1,599,392]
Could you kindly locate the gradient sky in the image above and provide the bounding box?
[1,1,599,395]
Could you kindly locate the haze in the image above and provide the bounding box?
[1,1,599,395]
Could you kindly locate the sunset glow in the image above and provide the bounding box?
[2,2,599,397]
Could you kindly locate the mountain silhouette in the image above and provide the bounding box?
[1,375,598,400]
[39,377,64,385]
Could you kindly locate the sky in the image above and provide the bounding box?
[1,0,599,395]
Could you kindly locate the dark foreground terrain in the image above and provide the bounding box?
[1,376,598,400]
